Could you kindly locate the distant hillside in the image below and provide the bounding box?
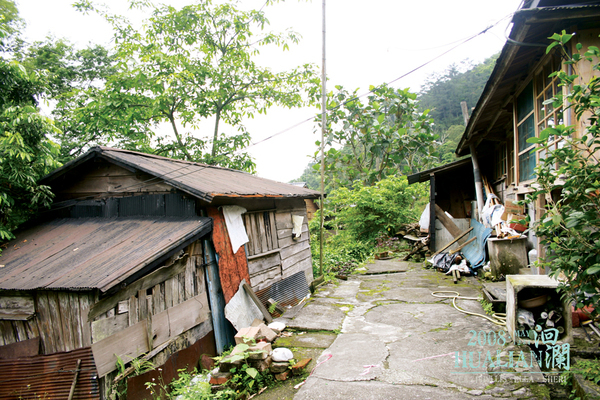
[418,55,498,130]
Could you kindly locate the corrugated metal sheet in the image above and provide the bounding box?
[0,347,99,400]
[0,216,212,292]
[41,147,321,203]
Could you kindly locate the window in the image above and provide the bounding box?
[494,142,507,181]
[243,211,279,258]
[515,54,564,184]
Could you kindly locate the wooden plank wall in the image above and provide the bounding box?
[0,291,97,355]
[0,239,212,369]
[247,199,313,291]
[89,240,211,377]
[55,161,173,201]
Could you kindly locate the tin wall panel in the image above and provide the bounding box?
[0,347,99,399]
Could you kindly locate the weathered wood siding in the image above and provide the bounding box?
[0,291,96,354]
[246,199,313,291]
[0,239,212,383]
[89,241,211,377]
[52,160,173,201]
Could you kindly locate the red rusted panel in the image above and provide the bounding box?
[126,331,217,400]
[0,346,99,399]
[0,337,39,359]
[207,207,251,304]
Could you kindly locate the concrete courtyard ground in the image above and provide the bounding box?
[256,259,566,400]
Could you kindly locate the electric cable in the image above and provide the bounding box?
[432,290,507,326]
[224,9,519,158]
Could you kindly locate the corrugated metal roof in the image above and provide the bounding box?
[0,217,212,292]
[456,2,600,156]
[42,147,320,203]
[0,346,99,399]
[407,158,473,185]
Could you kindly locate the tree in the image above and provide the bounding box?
[418,56,497,131]
[72,0,319,172]
[318,84,437,189]
[0,27,61,241]
[17,37,117,162]
[523,32,600,318]
[0,0,22,52]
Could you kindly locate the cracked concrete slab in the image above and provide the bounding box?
[295,378,498,400]
[361,259,411,274]
[285,301,345,331]
[273,331,337,349]
[309,333,388,382]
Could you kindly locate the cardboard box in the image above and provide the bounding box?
[504,200,524,215]
[507,213,528,232]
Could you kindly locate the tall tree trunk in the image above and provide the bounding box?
[211,107,222,160]
[169,114,193,160]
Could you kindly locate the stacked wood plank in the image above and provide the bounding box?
[245,199,312,291]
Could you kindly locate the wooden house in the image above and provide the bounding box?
[411,1,600,256]
[0,147,319,399]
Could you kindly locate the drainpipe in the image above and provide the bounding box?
[470,143,485,219]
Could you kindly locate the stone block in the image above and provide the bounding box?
[248,342,272,360]
[275,370,290,381]
[291,358,312,375]
[270,361,289,374]
[235,326,261,344]
[250,356,272,372]
[257,323,278,342]
[209,372,232,385]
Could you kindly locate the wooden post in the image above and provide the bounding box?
[470,144,485,218]
[429,173,436,252]
[432,227,473,257]
[68,359,81,400]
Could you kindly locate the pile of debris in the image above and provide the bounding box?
[210,319,311,385]
[395,223,430,261]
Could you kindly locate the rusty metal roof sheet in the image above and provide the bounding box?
[457,2,600,156]
[0,346,99,399]
[0,216,212,292]
[42,147,320,203]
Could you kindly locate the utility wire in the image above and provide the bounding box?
[223,10,518,158]
[47,7,519,208]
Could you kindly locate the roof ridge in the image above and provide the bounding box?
[95,146,251,175]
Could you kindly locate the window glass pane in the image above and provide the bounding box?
[517,81,534,121]
[519,150,536,181]
[518,114,535,151]
[538,96,545,120]
[545,87,554,112]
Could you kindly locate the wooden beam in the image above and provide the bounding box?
[434,204,464,241]
[242,282,272,323]
[432,227,474,257]
[449,237,477,255]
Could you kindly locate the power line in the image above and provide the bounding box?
[221,10,517,158]
[48,8,519,206]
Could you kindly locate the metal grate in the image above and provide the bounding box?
[255,271,309,309]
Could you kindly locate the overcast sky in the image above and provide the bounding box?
[19,0,523,183]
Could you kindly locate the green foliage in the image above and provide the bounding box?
[326,176,427,243]
[418,57,496,164]
[311,176,428,276]
[316,84,437,189]
[16,37,117,162]
[523,31,600,319]
[0,58,61,242]
[418,57,497,131]
[572,359,600,386]
[70,0,319,171]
